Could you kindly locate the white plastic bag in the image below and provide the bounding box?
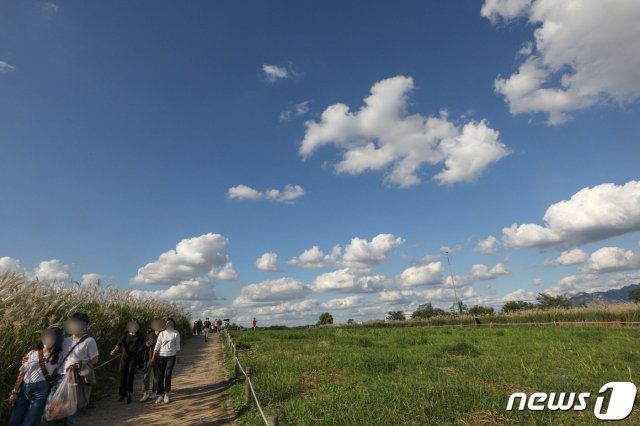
[46,373,78,420]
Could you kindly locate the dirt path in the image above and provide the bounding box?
[79,333,235,426]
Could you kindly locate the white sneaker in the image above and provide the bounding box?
[163,394,170,403]
[140,392,150,402]
[155,396,163,404]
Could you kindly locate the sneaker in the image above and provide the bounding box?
[163,394,170,403]
[140,392,150,402]
[155,396,163,404]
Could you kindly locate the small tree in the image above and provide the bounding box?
[468,305,494,316]
[536,293,572,310]
[411,303,448,319]
[629,288,640,304]
[346,318,356,324]
[387,311,406,321]
[502,300,536,313]
[317,312,334,325]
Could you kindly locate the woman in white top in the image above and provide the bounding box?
[8,327,63,426]
[152,317,181,403]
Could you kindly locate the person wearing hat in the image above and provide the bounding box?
[45,312,100,426]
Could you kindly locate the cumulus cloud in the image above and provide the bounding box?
[289,233,403,272]
[546,248,588,266]
[132,278,218,302]
[34,259,70,282]
[256,252,282,272]
[0,256,25,274]
[474,235,500,255]
[0,61,15,74]
[252,299,317,316]
[280,101,310,122]
[532,278,543,286]
[484,0,640,124]
[400,262,443,287]
[502,181,640,248]
[299,76,509,187]
[583,245,640,274]
[233,277,307,307]
[321,295,366,310]
[309,269,390,293]
[262,64,289,82]
[227,184,306,203]
[80,273,104,286]
[470,263,510,280]
[503,288,537,302]
[288,245,341,269]
[131,233,237,285]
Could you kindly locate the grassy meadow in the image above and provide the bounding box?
[0,272,190,420]
[225,324,640,425]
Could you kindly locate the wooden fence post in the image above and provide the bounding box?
[244,367,253,404]
[267,415,279,426]
[234,346,240,378]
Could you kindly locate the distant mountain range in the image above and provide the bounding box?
[570,283,640,306]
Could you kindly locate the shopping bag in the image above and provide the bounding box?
[46,373,78,420]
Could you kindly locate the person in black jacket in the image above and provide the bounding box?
[140,319,163,402]
[110,319,146,403]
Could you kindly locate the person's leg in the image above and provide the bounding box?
[119,359,129,398]
[8,384,29,426]
[126,358,136,397]
[21,381,50,426]
[156,356,167,396]
[164,355,176,393]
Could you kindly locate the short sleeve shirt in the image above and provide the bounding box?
[20,350,58,384]
[57,335,99,374]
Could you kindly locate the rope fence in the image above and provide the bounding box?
[223,331,278,426]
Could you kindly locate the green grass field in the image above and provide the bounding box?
[225,326,640,425]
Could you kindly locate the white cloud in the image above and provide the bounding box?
[289,233,403,272]
[299,76,509,187]
[252,299,317,316]
[233,277,307,307]
[474,235,500,255]
[256,252,282,272]
[80,273,104,286]
[132,278,218,302]
[131,233,237,285]
[280,101,310,122]
[321,295,366,310]
[0,256,25,274]
[546,248,588,266]
[503,288,537,302]
[502,181,640,248]
[342,234,404,271]
[584,246,640,274]
[262,64,289,82]
[34,259,70,282]
[0,61,15,74]
[227,184,306,203]
[309,269,390,293]
[470,263,510,280]
[532,278,543,286]
[484,0,640,124]
[288,245,341,269]
[400,262,443,287]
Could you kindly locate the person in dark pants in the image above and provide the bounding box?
[110,319,145,403]
[153,317,181,404]
[140,319,163,402]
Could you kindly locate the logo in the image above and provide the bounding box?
[507,382,637,421]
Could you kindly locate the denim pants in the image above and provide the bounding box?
[142,360,157,393]
[8,380,51,426]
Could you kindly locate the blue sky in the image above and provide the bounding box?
[1,0,640,325]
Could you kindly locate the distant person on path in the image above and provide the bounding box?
[46,312,100,426]
[203,318,212,341]
[252,317,257,330]
[195,319,203,336]
[192,320,198,335]
[153,317,181,404]
[110,319,146,403]
[140,319,163,402]
[8,327,63,426]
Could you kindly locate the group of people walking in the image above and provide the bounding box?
[192,317,222,341]
[7,314,182,426]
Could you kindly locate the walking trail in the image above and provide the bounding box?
[79,333,235,426]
